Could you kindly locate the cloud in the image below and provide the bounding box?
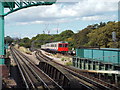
[82,15,117,21]
[5,0,119,25]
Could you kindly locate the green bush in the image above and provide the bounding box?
[61,58,64,61]
[66,62,72,66]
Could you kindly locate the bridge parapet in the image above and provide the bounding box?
[39,61,82,89]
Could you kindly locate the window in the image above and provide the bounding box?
[65,44,68,47]
[51,44,54,47]
[59,44,63,47]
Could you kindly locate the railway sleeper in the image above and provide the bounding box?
[36,50,117,90]
[34,82,44,89]
[68,70,112,90]
[12,48,64,90]
[37,50,120,89]
[38,63,86,89]
[36,50,102,89]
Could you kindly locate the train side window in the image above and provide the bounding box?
[59,44,63,47]
[51,44,54,47]
[65,44,68,47]
[55,44,56,47]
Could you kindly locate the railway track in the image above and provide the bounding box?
[10,47,63,90]
[35,49,120,90]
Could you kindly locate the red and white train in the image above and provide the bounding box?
[41,41,69,53]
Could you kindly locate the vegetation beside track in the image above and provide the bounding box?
[5,21,120,49]
[14,45,32,55]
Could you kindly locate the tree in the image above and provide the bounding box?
[17,21,120,49]
[19,37,31,48]
[73,27,92,48]
[87,22,120,48]
[31,34,54,48]
[98,22,106,28]
[65,37,74,50]
[5,36,13,45]
[59,30,74,40]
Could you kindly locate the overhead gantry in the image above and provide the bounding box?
[0,0,57,64]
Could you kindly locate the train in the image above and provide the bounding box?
[41,41,69,54]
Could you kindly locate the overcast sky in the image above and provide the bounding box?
[4,0,119,38]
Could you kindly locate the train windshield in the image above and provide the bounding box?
[59,44,63,47]
[65,44,68,47]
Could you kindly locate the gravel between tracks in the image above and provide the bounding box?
[40,50,72,65]
[18,51,40,65]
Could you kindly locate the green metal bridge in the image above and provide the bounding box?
[0,0,56,64]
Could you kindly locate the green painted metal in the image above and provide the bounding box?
[0,0,56,65]
[3,0,56,16]
[3,2,15,8]
[72,57,120,84]
[76,49,84,58]
[0,2,4,64]
[76,48,120,64]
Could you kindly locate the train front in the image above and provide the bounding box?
[57,42,69,54]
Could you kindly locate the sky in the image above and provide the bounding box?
[4,0,119,38]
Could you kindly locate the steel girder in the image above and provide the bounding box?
[3,0,56,16]
[0,0,56,64]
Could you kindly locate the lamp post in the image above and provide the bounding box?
[112,31,116,48]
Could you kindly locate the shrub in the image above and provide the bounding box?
[66,62,72,66]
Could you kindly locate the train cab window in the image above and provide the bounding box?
[59,44,63,47]
[65,44,68,47]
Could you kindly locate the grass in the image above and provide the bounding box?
[61,58,64,61]
[19,46,32,55]
[66,62,72,66]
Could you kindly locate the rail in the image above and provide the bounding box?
[35,49,120,90]
[10,47,63,89]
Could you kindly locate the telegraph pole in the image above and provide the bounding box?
[112,31,117,48]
